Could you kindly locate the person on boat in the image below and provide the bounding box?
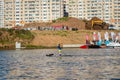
[115,35,119,43]
[57,43,62,56]
[104,32,110,46]
[118,32,120,43]
[110,32,115,42]
[97,32,102,46]
[86,34,90,45]
[93,32,98,45]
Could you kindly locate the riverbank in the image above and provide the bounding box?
[0,30,120,49]
[30,30,120,47]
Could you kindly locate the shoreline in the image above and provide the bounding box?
[0,30,120,50]
[0,45,57,50]
[0,45,82,50]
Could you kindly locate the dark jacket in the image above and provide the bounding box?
[57,44,61,50]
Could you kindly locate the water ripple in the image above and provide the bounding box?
[0,49,120,80]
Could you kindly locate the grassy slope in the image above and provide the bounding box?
[31,30,120,47]
[0,29,119,49]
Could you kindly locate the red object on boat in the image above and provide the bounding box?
[80,45,88,49]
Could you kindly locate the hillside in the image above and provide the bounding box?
[51,17,85,29]
[30,30,119,47]
[24,17,85,29]
[23,17,109,30]
[0,29,119,49]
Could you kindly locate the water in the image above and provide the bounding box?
[0,49,120,80]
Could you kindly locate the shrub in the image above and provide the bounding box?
[14,30,34,39]
[0,31,2,36]
[52,20,56,23]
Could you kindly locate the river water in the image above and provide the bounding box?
[0,49,120,80]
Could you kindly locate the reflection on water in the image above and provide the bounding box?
[0,49,120,80]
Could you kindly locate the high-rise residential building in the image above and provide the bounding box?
[0,0,4,28]
[67,0,120,29]
[1,0,120,29]
[3,0,64,28]
[114,0,120,28]
[66,0,87,19]
[4,0,15,28]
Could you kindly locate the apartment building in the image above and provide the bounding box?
[4,0,15,28]
[3,0,64,28]
[0,0,4,28]
[66,0,87,19]
[67,0,120,29]
[1,0,120,29]
[114,0,120,28]
[68,0,113,21]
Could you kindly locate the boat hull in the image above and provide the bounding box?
[80,44,101,49]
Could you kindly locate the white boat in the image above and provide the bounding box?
[106,42,120,48]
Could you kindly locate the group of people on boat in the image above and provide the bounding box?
[85,31,120,48]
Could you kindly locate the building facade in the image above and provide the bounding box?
[0,0,4,28]
[4,0,15,28]
[114,0,120,28]
[1,0,120,29]
[3,0,64,28]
